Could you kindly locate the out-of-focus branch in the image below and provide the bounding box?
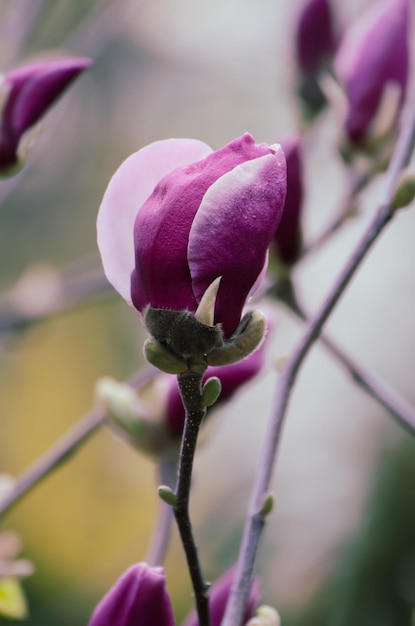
[272,279,415,436]
[222,88,415,626]
[0,367,156,519]
[300,164,375,259]
[0,255,112,337]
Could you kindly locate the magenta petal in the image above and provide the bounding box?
[131,133,272,314]
[335,0,409,142]
[182,567,260,626]
[188,147,286,336]
[9,57,91,136]
[98,139,212,303]
[274,133,304,264]
[88,563,175,626]
[296,0,337,75]
[0,57,91,169]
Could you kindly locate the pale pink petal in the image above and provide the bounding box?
[97,139,212,302]
[188,146,286,336]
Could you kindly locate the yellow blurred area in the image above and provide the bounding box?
[0,305,159,588]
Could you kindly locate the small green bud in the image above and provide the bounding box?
[392,176,415,210]
[144,337,188,374]
[260,493,274,517]
[95,377,170,456]
[201,377,222,407]
[158,485,177,506]
[144,307,224,359]
[95,377,147,422]
[246,605,281,626]
[207,310,266,366]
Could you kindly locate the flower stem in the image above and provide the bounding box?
[222,90,415,626]
[174,370,211,626]
[0,367,155,519]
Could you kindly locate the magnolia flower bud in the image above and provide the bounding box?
[295,0,338,116]
[97,133,286,340]
[334,0,409,145]
[273,134,304,265]
[88,563,260,626]
[0,56,91,174]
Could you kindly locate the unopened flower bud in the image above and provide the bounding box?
[246,605,281,626]
[0,56,91,174]
[295,0,338,117]
[98,133,286,339]
[201,376,222,408]
[392,176,415,211]
[95,377,170,456]
[334,0,409,146]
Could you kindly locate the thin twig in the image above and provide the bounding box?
[300,165,374,259]
[0,257,111,336]
[174,370,211,626]
[222,89,415,626]
[274,279,415,436]
[0,367,156,518]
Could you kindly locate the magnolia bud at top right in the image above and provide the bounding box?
[334,0,410,149]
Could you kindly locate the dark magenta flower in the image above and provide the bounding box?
[0,56,91,173]
[334,0,409,143]
[98,133,286,338]
[294,0,338,116]
[295,0,337,76]
[88,562,259,626]
[273,134,304,265]
[88,563,174,626]
[182,567,259,626]
[164,328,269,437]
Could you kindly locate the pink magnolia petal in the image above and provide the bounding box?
[182,567,260,626]
[188,147,286,336]
[88,563,175,626]
[334,0,409,141]
[97,139,212,302]
[10,57,92,136]
[131,133,271,313]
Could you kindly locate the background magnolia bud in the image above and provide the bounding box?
[0,56,91,174]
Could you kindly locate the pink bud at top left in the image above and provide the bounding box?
[0,56,91,173]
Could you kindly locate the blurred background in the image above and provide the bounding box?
[0,0,414,624]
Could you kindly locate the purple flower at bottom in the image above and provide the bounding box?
[182,568,259,626]
[88,563,259,626]
[97,133,286,338]
[334,0,409,143]
[89,564,174,626]
[0,56,91,172]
